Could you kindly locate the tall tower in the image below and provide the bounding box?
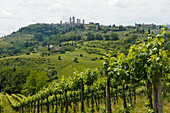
[70,17,72,23]
[77,19,79,24]
[79,19,81,24]
[73,16,75,24]
[60,21,62,25]
[83,19,85,25]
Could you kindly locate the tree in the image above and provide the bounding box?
[74,57,78,63]
[127,26,169,113]
[22,71,37,95]
[22,71,48,95]
[119,25,125,31]
[4,85,12,94]
[27,46,34,52]
[87,32,95,41]
[148,29,151,34]
[34,34,43,41]
[95,33,103,40]
[110,32,119,41]
[58,56,61,60]
[36,71,48,91]
[104,34,110,41]
[102,54,117,113]
[125,35,137,43]
[80,54,83,57]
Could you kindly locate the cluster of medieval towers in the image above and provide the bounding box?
[60,16,85,25]
[69,16,85,24]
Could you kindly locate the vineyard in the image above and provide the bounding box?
[1,27,170,113]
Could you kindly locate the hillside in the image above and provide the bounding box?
[1,23,169,58]
[0,25,169,113]
[0,23,169,95]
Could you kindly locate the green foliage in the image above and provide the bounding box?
[58,55,61,60]
[0,22,169,58]
[116,105,132,113]
[22,71,48,95]
[110,32,119,41]
[0,57,56,94]
[80,54,83,57]
[0,93,3,112]
[26,52,30,55]
[6,93,18,108]
[0,22,170,113]
[74,57,78,63]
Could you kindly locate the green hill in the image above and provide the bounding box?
[0,23,169,95]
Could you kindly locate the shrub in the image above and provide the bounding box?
[74,57,78,63]
[60,50,65,54]
[91,57,97,61]
[26,52,30,55]
[99,57,104,60]
[58,56,61,60]
[80,54,83,57]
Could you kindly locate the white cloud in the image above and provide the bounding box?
[0,0,170,37]
[47,3,63,11]
[0,10,14,18]
[108,0,120,6]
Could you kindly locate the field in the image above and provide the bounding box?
[0,42,104,80]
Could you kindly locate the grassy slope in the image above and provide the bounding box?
[0,44,103,80]
[2,95,18,113]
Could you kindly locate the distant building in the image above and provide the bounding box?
[83,20,85,25]
[77,19,79,24]
[135,22,156,27]
[73,16,75,24]
[57,16,86,27]
[70,17,72,23]
[166,24,170,28]
[95,23,100,26]
[89,22,94,25]
[49,45,54,48]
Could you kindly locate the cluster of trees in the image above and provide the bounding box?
[85,34,139,56]
[0,58,58,94]
[18,24,59,37]
[22,71,49,96]
[86,32,119,41]
[0,66,50,95]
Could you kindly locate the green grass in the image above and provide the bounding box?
[0,93,2,112]
[46,47,103,79]
[60,93,170,113]
[2,95,18,113]
[0,45,104,80]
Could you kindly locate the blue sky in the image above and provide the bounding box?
[0,0,170,37]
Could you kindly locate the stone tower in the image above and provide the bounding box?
[70,17,72,23]
[77,19,79,24]
[73,16,75,24]
[83,19,85,25]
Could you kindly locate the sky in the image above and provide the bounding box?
[0,0,170,37]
